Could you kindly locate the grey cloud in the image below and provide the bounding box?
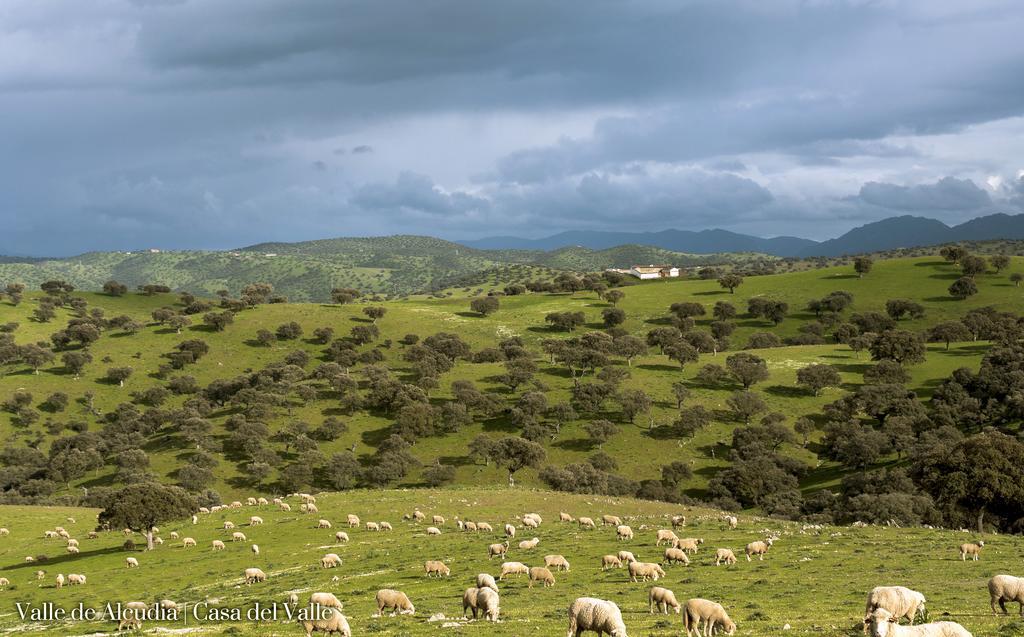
[857,177,993,212]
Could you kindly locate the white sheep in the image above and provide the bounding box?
[519,537,540,550]
[567,597,627,637]
[529,566,555,588]
[628,561,665,582]
[300,607,351,637]
[578,517,596,529]
[489,540,509,559]
[125,557,139,568]
[375,589,414,615]
[663,548,690,566]
[68,574,85,585]
[477,522,493,532]
[212,540,226,551]
[321,553,342,569]
[649,586,681,614]
[866,608,971,637]
[477,587,500,621]
[182,537,196,548]
[56,573,65,588]
[675,537,704,554]
[366,522,380,531]
[523,516,540,529]
[334,531,350,543]
[426,526,441,536]
[309,592,344,609]
[0,527,8,536]
[715,548,737,566]
[232,531,247,542]
[160,600,178,611]
[246,497,257,506]
[616,525,634,541]
[412,510,426,521]
[560,512,574,522]
[745,538,773,561]
[959,541,984,561]
[617,550,637,564]
[380,521,392,531]
[250,516,263,526]
[656,529,678,546]
[257,497,269,506]
[989,574,1024,615]
[317,519,332,529]
[602,554,622,570]
[251,544,259,556]
[602,514,621,526]
[35,570,45,580]
[671,515,687,528]
[545,554,571,571]
[683,598,736,636]
[432,515,445,525]
[280,503,292,512]
[346,514,359,527]
[505,523,516,538]
[463,587,481,619]
[244,567,267,584]
[66,546,79,554]
[224,521,235,530]
[499,561,529,580]
[66,538,79,548]
[424,560,451,577]
[724,515,738,529]
[0,578,8,587]
[476,573,499,592]
[865,586,927,629]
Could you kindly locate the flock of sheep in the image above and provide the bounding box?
[0,493,1016,636]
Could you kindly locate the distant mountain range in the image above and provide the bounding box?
[460,213,1024,257]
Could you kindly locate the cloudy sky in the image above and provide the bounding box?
[3,0,1024,255]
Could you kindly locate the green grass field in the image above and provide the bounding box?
[0,488,1020,636]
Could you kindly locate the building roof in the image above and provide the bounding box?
[630,264,675,272]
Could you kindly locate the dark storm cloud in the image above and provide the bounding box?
[1,0,1023,254]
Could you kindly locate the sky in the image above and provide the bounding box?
[3,0,1024,256]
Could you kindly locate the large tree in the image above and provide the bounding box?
[492,437,546,486]
[97,483,196,550]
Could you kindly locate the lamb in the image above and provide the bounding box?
[675,537,704,554]
[56,573,65,588]
[334,531,350,543]
[602,515,622,526]
[476,587,500,621]
[663,548,690,566]
[671,515,687,528]
[745,538,774,561]
[616,525,634,541]
[649,586,682,614]
[380,521,392,531]
[656,529,678,546]
[489,540,510,559]
[67,574,85,585]
[154,537,164,545]
[959,541,984,561]
[321,553,342,568]
[715,549,737,566]
[432,515,445,525]
[476,573,499,592]
[566,597,627,637]
[310,592,344,609]
[628,561,665,582]
[182,537,196,548]
[602,555,622,570]
[250,516,263,526]
[346,514,360,527]
[192,515,199,524]
[477,522,493,532]
[244,567,267,584]
[683,598,736,637]
[424,560,451,577]
[366,522,380,531]
[375,589,414,615]
[232,531,247,542]
[989,574,1024,615]
[426,526,441,536]
[617,550,637,564]
[519,537,540,550]
[300,607,351,637]
[865,608,971,637]
[560,512,574,522]
[125,557,139,568]
[545,554,571,571]
[865,586,927,628]
[578,517,596,529]
[499,561,529,579]
[529,566,555,588]
[212,540,226,550]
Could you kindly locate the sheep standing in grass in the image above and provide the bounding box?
[523,516,540,529]
[300,607,351,637]
[529,566,555,588]
[519,537,540,550]
[66,546,79,554]
[212,540,225,551]
[321,553,342,569]
[310,592,344,609]
[224,521,235,530]
[866,608,971,637]
[334,531,349,543]
[617,550,637,564]
[0,578,8,587]
[244,567,267,584]
[432,515,445,525]
[476,573,499,592]
[426,526,441,536]
[959,541,984,561]
[649,586,681,614]
[628,561,665,582]
[489,541,509,559]
[602,515,621,526]
[68,574,85,585]
[567,597,627,637]
[251,544,259,556]
[346,514,359,527]
[424,560,451,577]
[55,574,65,589]
[413,510,425,522]
[0,528,8,536]
[671,515,686,528]
[505,523,516,538]
[864,586,927,629]
[232,531,247,542]
[675,538,704,554]
[499,562,529,580]
[602,555,622,570]
[375,589,414,615]
[463,587,481,619]
[545,555,571,571]
[616,525,634,541]
[477,522,493,532]
[663,548,690,566]
[477,587,500,621]
[366,522,380,531]
[989,574,1024,615]
[715,549,737,566]
[317,519,332,529]
[745,538,773,561]
[656,529,678,546]
[579,517,596,529]
[683,599,736,636]
[125,557,138,568]
[35,570,45,580]
[560,512,574,522]
[182,537,196,548]
[380,522,393,531]
[724,515,738,529]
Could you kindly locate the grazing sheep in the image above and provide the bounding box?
[244,567,267,584]
[230,501,243,509]
[499,561,529,580]
[656,529,678,546]
[118,616,142,631]
[477,522,493,532]
[199,507,210,514]
[212,540,226,551]
[25,556,34,562]
[310,592,344,609]
[724,515,738,529]
[334,531,350,543]
[66,546,79,554]
[125,557,139,568]
[683,598,736,637]
[616,525,634,541]
[316,519,332,529]
[566,597,627,637]
[0,528,8,536]
[67,574,85,585]
[88,531,99,539]
[424,560,451,577]
[306,503,320,514]
[628,561,665,582]
[36,570,45,580]
[251,544,259,556]
[959,541,984,561]
[477,587,500,621]
[866,608,970,637]
[432,515,445,525]
[160,600,178,611]
[232,531,247,542]
[989,574,1024,615]
[578,517,597,529]
[321,553,342,569]
[154,537,164,545]
[505,523,516,538]
[675,538,704,554]
[412,510,426,521]
[380,522,392,531]
[864,586,927,629]
[250,516,263,526]
[67,538,79,548]
[288,593,300,606]
[0,578,8,587]
[663,548,690,566]
[529,566,555,588]
[463,521,477,532]
[523,516,540,529]
[44,530,57,539]
[715,549,737,566]
[476,573,499,592]
[280,503,292,512]
[617,550,637,564]
[258,497,269,506]
[545,554,571,571]
[182,537,196,548]
[366,522,380,531]
[560,512,574,522]
[463,587,481,619]
[346,514,360,527]
[223,521,235,530]
[649,586,682,614]
[56,573,65,588]
[745,538,774,561]
[489,540,509,559]
[671,515,687,528]
[602,515,621,526]
[375,589,414,615]
[192,515,198,524]
[519,537,540,550]
[426,526,441,536]
[300,607,351,637]
[602,554,622,570]
[246,497,257,506]
[524,513,543,525]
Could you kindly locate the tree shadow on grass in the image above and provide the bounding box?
[636,363,679,372]
[360,425,394,447]
[1,546,129,573]
[455,311,485,318]
[438,455,473,467]
[923,296,960,303]
[552,437,595,452]
[764,385,808,398]
[693,290,727,296]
